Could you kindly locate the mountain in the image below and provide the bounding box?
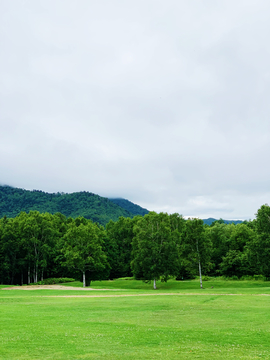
[0,186,148,226]
[109,198,149,217]
[203,218,243,226]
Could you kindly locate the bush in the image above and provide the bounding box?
[253,275,264,281]
[117,277,134,280]
[221,276,239,281]
[202,276,211,281]
[240,275,254,281]
[29,278,75,285]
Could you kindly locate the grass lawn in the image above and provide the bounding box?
[1,278,270,359]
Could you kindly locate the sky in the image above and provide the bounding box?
[1,0,270,220]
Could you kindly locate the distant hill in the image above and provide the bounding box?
[0,186,148,226]
[109,198,149,217]
[203,218,243,226]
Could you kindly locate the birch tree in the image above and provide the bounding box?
[131,212,181,289]
[181,218,212,288]
[20,211,56,283]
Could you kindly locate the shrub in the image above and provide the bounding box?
[253,275,264,281]
[221,275,239,281]
[240,275,254,281]
[29,278,75,285]
[117,277,134,280]
[202,276,211,281]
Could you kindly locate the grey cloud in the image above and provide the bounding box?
[1,0,270,220]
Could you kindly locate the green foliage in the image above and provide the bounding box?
[0,186,142,226]
[180,218,212,282]
[203,218,243,226]
[246,205,270,277]
[253,274,265,281]
[131,212,182,287]
[109,198,149,216]
[240,275,254,280]
[105,217,135,279]
[61,220,110,286]
[2,201,270,287]
[202,275,211,281]
[29,277,75,285]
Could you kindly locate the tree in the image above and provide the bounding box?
[0,217,22,284]
[131,212,181,289]
[219,223,255,278]
[105,216,136,279]
[62,220,109,287]
[246,205,270,277]
[19,211,56,283]
[205,223,231,276]
[181,218,212,289]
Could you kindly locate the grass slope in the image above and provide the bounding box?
[1,279,270,359]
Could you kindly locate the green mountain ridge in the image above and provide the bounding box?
[0,186,244,226]
[109,198,149,217]
[0,186,147,226]
[203,217,243,226]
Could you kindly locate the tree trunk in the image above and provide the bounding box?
[41,269,43,281]
[153,278,157,290]
[35,262,38,283]
[21,272,23,286]
[83,271,86,288]
[198,259,203,289]
[28,266,30,284]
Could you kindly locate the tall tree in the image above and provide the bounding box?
[62,220,109,287]
[181,218,212,288]
[247,205,270,277]
[19,211,56,283]
[105,216,136,279]
[131,212,181,289]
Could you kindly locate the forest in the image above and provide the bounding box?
[0,186,149,225]
[1,204,270,287]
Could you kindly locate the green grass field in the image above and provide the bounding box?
[1,278,270,359]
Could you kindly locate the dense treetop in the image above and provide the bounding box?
[1,204,270,287]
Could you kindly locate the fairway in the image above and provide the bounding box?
[1,279,270,359]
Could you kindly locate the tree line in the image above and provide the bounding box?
[1,204,270,288]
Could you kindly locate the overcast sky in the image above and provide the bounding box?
[1,0,270,219]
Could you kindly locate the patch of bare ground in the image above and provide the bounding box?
[2,285,115,290]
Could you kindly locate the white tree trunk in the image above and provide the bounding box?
[41,270,43,281]
[198,260,203,289]
[28,266,30,284]
[153,278,156,290]
[83,271,86,288]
